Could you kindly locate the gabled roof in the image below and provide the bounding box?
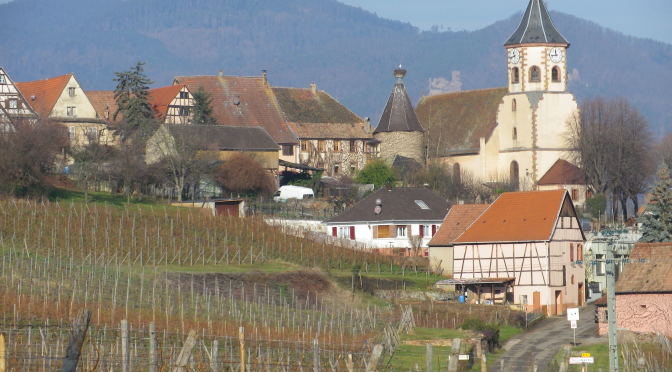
[616,242,672,294]
[429,204,489,247]
[272,87,361,123]
[86,90,118,121]
[392,155,422,180]
[325,187,450,224]
[164,125,279,152]
[454,190,571,243]
[173,75,297,144]
[505,0,569,47]
[416,88,507,157]
[374,68,424,134]
[538,159,587,186]
[15,74,72,118]
[149,85,186,120]
[286,122,372,140]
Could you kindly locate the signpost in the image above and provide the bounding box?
[567,307,579,345]
[569,356,594,372]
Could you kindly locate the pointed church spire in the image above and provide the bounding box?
[505,0,569,47]
[374,67,424,133]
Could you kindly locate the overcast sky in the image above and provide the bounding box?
[339,0,672,44]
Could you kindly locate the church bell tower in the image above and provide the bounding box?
[505,0,569,94]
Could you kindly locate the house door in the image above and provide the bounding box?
[555,290,563,315]
[578,283,584,306]
[532,291,541,312]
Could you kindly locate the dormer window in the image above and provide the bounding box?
[552,66,561,82]
[414,200,430,210]
[511,67,520,84]
[529,66,541,83]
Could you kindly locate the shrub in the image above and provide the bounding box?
[213,154,276,196]
[355,160,396,188]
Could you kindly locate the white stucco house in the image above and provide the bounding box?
[323,187,450,256]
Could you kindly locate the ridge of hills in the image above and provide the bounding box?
[1,0,671,133]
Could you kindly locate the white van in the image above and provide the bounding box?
[273,185,315,202]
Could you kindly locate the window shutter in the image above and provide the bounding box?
[419,225,425,237]
[350,226,355,240]
[332,227,337,237]
[570,244,574,262]
[432,225,437,236]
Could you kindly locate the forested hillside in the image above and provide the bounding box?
[2,0,671,133]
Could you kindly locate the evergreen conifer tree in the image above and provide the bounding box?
[639,165,672,242]
[113,62,155,140]
[190,88,217,125]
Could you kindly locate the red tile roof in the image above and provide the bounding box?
[616,242,672,293]
[538,159,587,186]
[428,204,489,246]
[454,190,569,243]
[173,75,297,144]
[15,74,72,118]
[86,90,118,122]
[149,85,185,120]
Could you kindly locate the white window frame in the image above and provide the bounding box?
[396,226,407,238]
[423,224,431,237]
[67,106,76,117]
[0,75,6,84]
[338,226,351,239]
[8,99,18,109]
[68,87,76,97]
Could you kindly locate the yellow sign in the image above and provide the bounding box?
[581,353,591,358]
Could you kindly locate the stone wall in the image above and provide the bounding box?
[375,131,424,164]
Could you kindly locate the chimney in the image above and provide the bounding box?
[310,82,317,95]
[218,70,224,78]
[374,198,382,215]
[394,65,407,84]
[262,70,268,86]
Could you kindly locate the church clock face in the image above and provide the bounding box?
[508,49,520,64]
[549,47,563,63]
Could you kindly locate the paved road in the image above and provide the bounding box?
[488,304,598,372]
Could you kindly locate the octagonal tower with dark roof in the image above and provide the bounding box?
[374,67,425,164]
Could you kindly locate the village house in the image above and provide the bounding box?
[537,159,591,207]
[595,242,672,338]
[173,73,376,176]
[430,190,585,315]
[145,124,280,171]
[324,187,449,256]
[584,229,641,298]
[416,0,579,190]
[0,67,37,127]
[15,74,113,148]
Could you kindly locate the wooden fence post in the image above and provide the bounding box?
[61,310,92,372]
[211,339,219,372]
[149,323,157,372]
[365,344,383,372]
[0,334,5,372]
[239,327,246,372]
[345,353,354,372]
[172,330,197,372]
[121,319,130,372]
[313,339,320,372]
[425,344,432,372]
[447,338,461,372]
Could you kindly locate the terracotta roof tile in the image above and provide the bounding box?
[86,90,118,122]
[454,190,568,243]
[538,159,587,186]
[149,85,185,120]
[416,87,507,156]
[15,74,72,118]
[326,187,450,224]
[429,204,489,246]
[616,242,672,293]
[286,122,372,139]
[173,75,297,144]
[272,87,361,123]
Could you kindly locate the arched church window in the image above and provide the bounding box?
[453,163,461,184]
[512,127,518,141]
[512,99,517,112]
[552,66,561,82]
[529,66,541,83]
[511,67,520,84]
[510,161,520,190]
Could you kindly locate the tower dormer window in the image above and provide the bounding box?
[512,99,517,112]
[552,66,561,82]
[513,127,518,141]
[529,66,541,83]
[511,67,520,84]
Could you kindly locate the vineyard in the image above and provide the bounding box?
[0,198,438,370]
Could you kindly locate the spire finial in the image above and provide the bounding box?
[394,66,407,83]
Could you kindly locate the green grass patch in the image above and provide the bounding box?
[499,325,523,345]
[388,344,455,371]
[49,188,167,209]
[162,260,303,274]
[330,269,446,291]
[402,327,469,341]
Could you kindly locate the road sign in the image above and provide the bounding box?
[570,320,577,329]
[458,354,470,361]
[569,357,594,364]
[567,308,580,321]
[581,353,591,358]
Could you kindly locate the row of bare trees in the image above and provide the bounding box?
[567,98,654,221]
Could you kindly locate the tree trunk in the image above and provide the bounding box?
[620,196,629,222]
[632,195,640,217]
[611,195,619,223]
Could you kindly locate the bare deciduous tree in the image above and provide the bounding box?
[213,153,276,196]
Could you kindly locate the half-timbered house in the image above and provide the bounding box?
[0,67,37,127]
[149,85,194,125]
[439,190,585,315]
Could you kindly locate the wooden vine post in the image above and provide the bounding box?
[172,330,197,372]
[0,333,5,372]
[239,327,246,372]
[61,310,92,372]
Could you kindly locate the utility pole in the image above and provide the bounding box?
[606,244,619,372]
